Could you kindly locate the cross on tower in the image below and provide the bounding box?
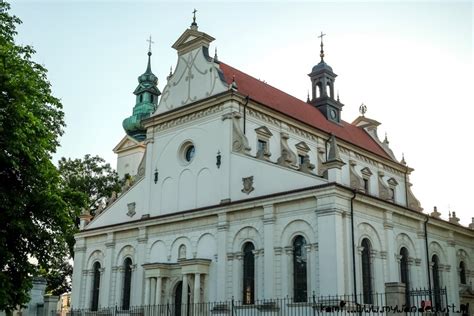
[192,8,198,25]
[318,31,326,61]
[147,35,154,54]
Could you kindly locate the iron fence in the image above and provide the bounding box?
[61,289,453,316]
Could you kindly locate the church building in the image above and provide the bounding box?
[71,16,474,313]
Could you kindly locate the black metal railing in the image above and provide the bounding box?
[61,289,452,316]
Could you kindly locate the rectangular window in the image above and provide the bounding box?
[298,155,305,165]
[363,178,369,193]
[257,139,267,152]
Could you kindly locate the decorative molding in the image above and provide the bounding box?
[378,171,391,201]
[127,202,136,217]
[154,104,224,132]
[349,159,364,191]
[277,132,297,168]
[241,176,255,195]
[225,112,251,154]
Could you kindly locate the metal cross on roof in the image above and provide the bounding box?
[192,8,197,24]
[147,35,154,54]
[318,31,326,61]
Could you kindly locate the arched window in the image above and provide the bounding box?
[361,239,373,304]
[150,94,154,103]
[400,247,410,305]
[293,235,307,302]
[460,261,466,284]
[122,258,133,310]
[432,255,441,309]
[91,262,101,311]
[139,94,143,102]
[242,242,255,305]
[326,82,332,98]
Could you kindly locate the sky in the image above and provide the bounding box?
[9,1,473,225]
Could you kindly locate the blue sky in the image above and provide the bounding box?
[10,1,473,224]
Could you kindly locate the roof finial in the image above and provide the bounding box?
[318,31,326,62]
[307,90,310,103]
[337,90,340,102]
[383,132,389,144]
[359,103,367,116]
[145,35,154,72]
[401,153,406,165]
[191,8,198,28]
[167,66,173,81]
[147,35,154,56]
[214,47,218,62]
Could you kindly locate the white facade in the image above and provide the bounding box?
[71,23,474,312]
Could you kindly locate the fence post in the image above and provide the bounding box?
[385,283,406,316]
[43,296,59,316]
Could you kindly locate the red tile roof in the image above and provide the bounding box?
[219,62,392,160]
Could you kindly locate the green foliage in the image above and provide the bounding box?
[39,155,120,296]
[58,154,121,216]
[0,1,73,310]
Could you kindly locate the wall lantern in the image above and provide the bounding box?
[154,168,159,184]
[216,151,221,169]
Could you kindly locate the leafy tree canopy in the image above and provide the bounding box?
[41,155,120,296]
[0,1,74,310]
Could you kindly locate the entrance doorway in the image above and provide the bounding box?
[174,281,191,316]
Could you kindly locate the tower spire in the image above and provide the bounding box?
[318,31,326,62]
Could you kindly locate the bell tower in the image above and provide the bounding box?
[308,32,344,123]
[122,36,161,141]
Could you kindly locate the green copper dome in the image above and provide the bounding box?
[123,51,161,141]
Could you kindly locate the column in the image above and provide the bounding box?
[305,245,312,296]
[150,277,156,305]
[447,237,460,308]
[115,267,123,306]
[263,204,275,298]
[284,246,293,297]
[194,274,201,303]
[144,277,151,305]
[383,210,397,282]
[103,234,115,307]
[71,242,86,308]
[182,274,189,316]
[232,253,241,299]
[216,214,228,301]
[274,247,283,297]
[317,206,345,295]
[136,228,148,305]
[155,277,162,305]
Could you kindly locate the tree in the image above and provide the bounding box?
[0,1,75,310]
[58,154,121,216]
[40,155,120,296]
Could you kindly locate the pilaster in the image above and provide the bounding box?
[262,204,275,298]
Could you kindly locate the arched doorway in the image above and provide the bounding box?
[174,281,191,316]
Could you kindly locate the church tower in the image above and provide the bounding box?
[122,40,161,141]
[308,33,344,123]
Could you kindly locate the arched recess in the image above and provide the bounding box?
[86,250,105,269]
[161,177,177,212]
[178,169,195,210]
[280,219,315,247]
[361,238,373,304]
[115,245,136,266]
[357,222,382,251]
[232,226,263,252]
[170,236,193,262]
[196,233,216,259]
[396,233,417,258]
[429,241,447,263]
[293,235,308,302]
[196,168,215,208]
[148,240,168,263]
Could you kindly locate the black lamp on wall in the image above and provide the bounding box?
[216,151,221,168]
[154,168,159,184]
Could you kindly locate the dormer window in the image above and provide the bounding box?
[298,154,305,165]
[255,126,272,161]
[360,167,373,194]
[295,141,314,174]
[388,177,399,202]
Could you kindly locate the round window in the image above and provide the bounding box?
[185,145,195,162]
